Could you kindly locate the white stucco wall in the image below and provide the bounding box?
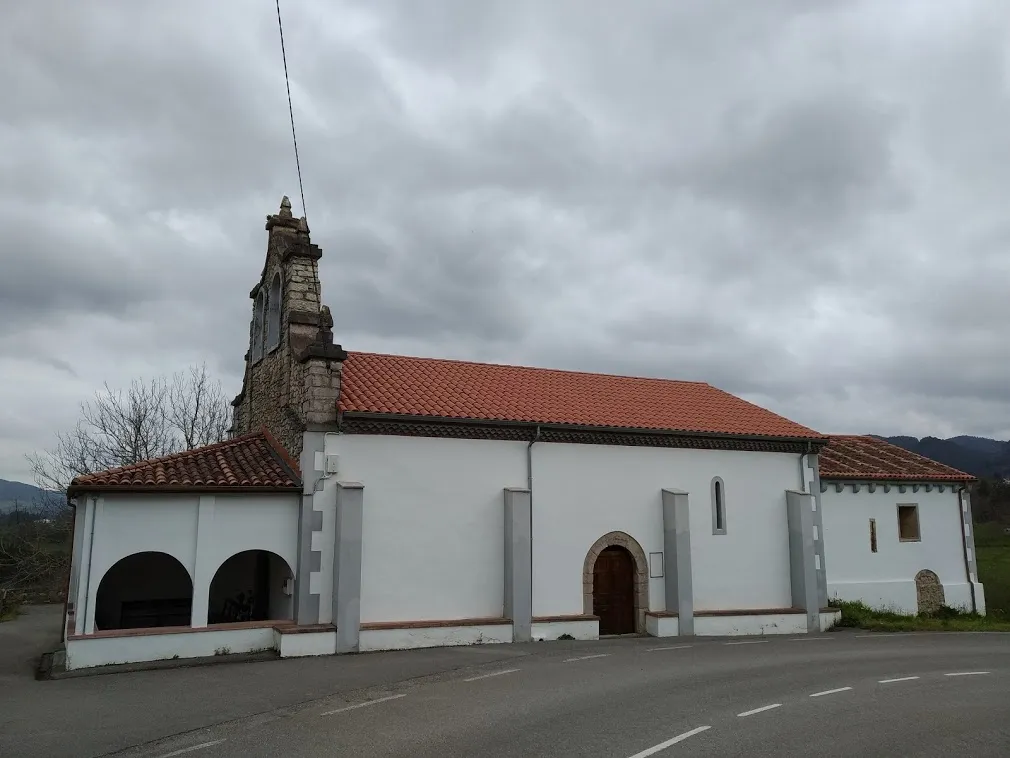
[328,434,526,623]
[328,434,801,625]
[80,492,299,633]
[821,485,978,614]
[531,443,797,615]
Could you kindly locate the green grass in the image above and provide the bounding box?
[973,522,1010,616]
[831,520,1010,630]
[833,599,1010,632]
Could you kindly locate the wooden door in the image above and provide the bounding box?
[593,546,636,635]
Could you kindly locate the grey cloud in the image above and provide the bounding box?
[681,92,906,227]
[3,0,1010,481]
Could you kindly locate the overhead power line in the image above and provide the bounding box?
[275,0,307,224]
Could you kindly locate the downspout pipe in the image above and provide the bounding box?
[956,484,977,614]
[798,440,814,492]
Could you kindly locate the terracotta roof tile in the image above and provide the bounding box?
[338,352,824,440]
[67,429,301,495]
[819,435,975,483]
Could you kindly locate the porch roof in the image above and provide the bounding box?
[67,428,301,496]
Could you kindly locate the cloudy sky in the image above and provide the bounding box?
[3,0,1010,483]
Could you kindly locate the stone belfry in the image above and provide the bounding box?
[230,197,347,458]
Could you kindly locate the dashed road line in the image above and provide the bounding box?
[737,703,782,718]
[879,676,920,684]
[463,668,520,682]
[321,693,406,716]
[724,640,769,646]
[156,741,227,758]
[787,636,834,641]
[810,686,852,698]
[647,645,693,652]
[626,726,712,758]
[564,653,610,663]
[945,671,990,677]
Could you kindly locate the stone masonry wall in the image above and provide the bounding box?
[231,198,346,461]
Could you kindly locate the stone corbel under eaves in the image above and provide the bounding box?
[820,480,949,494]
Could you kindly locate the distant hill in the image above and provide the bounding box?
[872,436,1010,479]
[0,479,51,512]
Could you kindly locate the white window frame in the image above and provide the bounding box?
[896,503,921,543]
[711,476,727,535]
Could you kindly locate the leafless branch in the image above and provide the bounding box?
[25,364,231,495]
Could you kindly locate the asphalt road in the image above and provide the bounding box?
[99,632,1010,757]
[5,610,1010,758]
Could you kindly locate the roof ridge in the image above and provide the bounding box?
[72,430,266,483]
[259,426,302,479]
[345,350,711,386]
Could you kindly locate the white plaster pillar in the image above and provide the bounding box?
[334,482,364,653]
[73,496,95,636]
[82,496,104,635]
[503,488,532,643]
[190,495,216,628]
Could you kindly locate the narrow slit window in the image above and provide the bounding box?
[711,477,727,535]
[897,504,920,542]
[869,518,877,553]
[250,291,265,362]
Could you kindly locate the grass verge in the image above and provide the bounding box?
[833,599,1010,632]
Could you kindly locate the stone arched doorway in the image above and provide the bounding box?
[915,569,945,615]
[583,532,648,635]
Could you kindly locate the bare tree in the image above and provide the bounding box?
[167,364,231,450]
[0,499,71,615]
[26,363,231,498]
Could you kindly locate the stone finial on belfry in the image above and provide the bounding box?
[319,305,334,330]
[279,196,293,218]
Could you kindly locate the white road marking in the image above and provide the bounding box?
[810,686,853,698]
[788,636,834,641]
[564,653,610,663]
[626,726,712,758]
[723,640,769,645]
[737,703,782,718]
[647,645,693,652]
[321,693,407,715]
[945,671,990,677]
[463,668,520,682]
[879,676,920,684]
[156,741,227,758]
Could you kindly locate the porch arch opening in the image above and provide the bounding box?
[94,551,193,631]
[583,531,649,635]
[208,550,294,624]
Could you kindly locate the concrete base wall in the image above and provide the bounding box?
[275,629,336,658]
[66,627,276,670]
[819,610,841,631]
[645,614,680,637]
[694,613,807,636]
[358,623,513,652]
[531,618,599,641]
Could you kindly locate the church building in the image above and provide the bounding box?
[57,199,981,670]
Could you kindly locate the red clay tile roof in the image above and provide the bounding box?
[338,352,825,440]
[67,429,301,495]
[819,435,975,482]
